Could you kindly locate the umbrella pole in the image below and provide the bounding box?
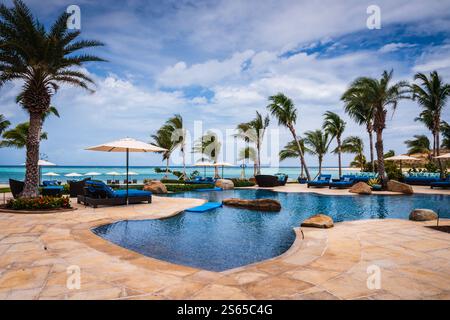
[126,148,129,205]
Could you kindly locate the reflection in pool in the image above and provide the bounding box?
[93,189,449,271]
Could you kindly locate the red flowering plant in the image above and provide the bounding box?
[6,196,71,210]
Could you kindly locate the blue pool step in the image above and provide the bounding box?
[185,202,223,213]
[195,187,223,192]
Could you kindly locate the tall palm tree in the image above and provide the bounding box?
[267,93,311,180]
[151,127,175,179]
[0,114,10,135]
[323,111,346,178]
[279,138,307,178]
[0,0,105,197]
[441,121,450,149]
[238,146,257,178]
[303,130,330,176]
[404,135,431,156]
[342,70,409,185]
[193,131,222,178]
[164,114,187,179]
[411,71,450,156]
[1,122,47,148]
[340,136,365,171]
[235,111,270,175]
[342,87,375,171]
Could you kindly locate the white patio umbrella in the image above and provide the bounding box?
[194,161,214,177]
[385,155,421,171]
[43,172,60,177]
[21,159,56,184]
[84,172,102,176]
[86,138,166,204]
[213,162,233,178]
[434,153,450,159]
[65,172,83,177]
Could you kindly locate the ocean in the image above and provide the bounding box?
[0,165,360,184]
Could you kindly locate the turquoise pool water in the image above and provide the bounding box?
[93,189,450,272]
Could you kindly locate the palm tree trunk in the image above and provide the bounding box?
[432,133,436,157]
[436,130,444,178]
[182,144,186,179]
[257,142,261,175]
[318,157,322,176]
[375,129,386,186]
[337,137,342,179]
[20,112,43,198]
[289,126,311,180]
[165,157,170,179]
[368,129,375,172]
[359,152,364,172]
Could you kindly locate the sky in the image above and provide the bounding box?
[1,0,450,167]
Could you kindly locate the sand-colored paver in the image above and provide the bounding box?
[0,192,449,300]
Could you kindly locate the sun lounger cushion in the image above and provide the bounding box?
[185,202,222,212]
[113,189,152,198]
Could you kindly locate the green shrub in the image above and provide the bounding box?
[165,183,214,192]
[0,187,11,193]
[230,179,255,187]
[385,161,403,181]
[6,196,71,210]
[160,179,185,184]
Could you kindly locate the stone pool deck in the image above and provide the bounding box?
[0,193,449,299]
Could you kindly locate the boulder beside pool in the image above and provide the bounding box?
[222,198,281,212]
[409,209,438,221]
[215,179,234,190]
[143,181,167,194]
[349,182,372,195]
[301,214,334,228]
[387,180,414,194]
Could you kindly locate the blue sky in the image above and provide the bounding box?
[1,0,450,167]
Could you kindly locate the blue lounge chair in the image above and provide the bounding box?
[329,175,355,189]
[42,180,60,186]
[78,180,151,208]
[307,174,332,188]
[430,176,450,189]
[41,186,64,196]
[404,173,441,186]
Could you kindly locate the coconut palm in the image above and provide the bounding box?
[342,70,409,185]
[411,71,450,158]
[0,0,105,197]
[1,122,47,148]
[441,121,450,149]
[151,127,175,179]
[303,130,330,176]
[235,111,270,175]
[340,136,365,171]
[0,114,10,135]
[238,146,257,178]
[404,135,431,156]
[342,86,375,171]
[193,131,222,178]
[279,138,307,178]
[267,93,310,180]
[164,114,187,179]
[323,111,346,178]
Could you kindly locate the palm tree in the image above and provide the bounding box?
[323,111,346,178]
[164,114,187,179]
[303,130,330,176]
[151,127,175,179]
[238,146,257,178]
[404,135,431,156]
[267,93,311,180]
[342,70,409,185]
[193,131,222,178]
[340,136,365,171]
[0,0,105,197]
[235,111,270,175]
[342,87,375,171]
[1,122,47,148]
[0,114,10,135]
[441,121,450,149]
[279,138,307,178]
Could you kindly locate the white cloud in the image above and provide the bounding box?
[379,43,416,53]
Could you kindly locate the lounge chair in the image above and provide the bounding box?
[42,180,60,186]
[78,180,151,208]
[132,179,137,184]
[114,180,120,185]
[107,180,112,184]
[275,173,288,186]
[329,175,355,189]
[41,186,64,197]
[430,176,450,189]
[68,178,91,197]
[9,179,24,199]
[186,177,215,185]
[404,173,441,186]
[255,175,286,187]
[307,174,332,188]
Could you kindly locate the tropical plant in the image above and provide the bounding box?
[341,90,375,171]
[351,154,366,170]
[323,111,346,178]
[341,70,409,185]
[164,114,187,179]
[193,131,222,178]
[303,130,331,176]
[0,0,105,197]
[279,138,307,178]
[404,135,431,155]
[367,177,380,187]
[267,93,310,180]
[411,71,450,158]
[441,121,450,149]
[384,150,395,158]
[238,146,257,178]
[0,122,47,148]
[235,111,270,175]
[0,114,10,135]
[340,136,365,171]
[151,128,175,179]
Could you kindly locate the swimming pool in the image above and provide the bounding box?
[93,189,450,272]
